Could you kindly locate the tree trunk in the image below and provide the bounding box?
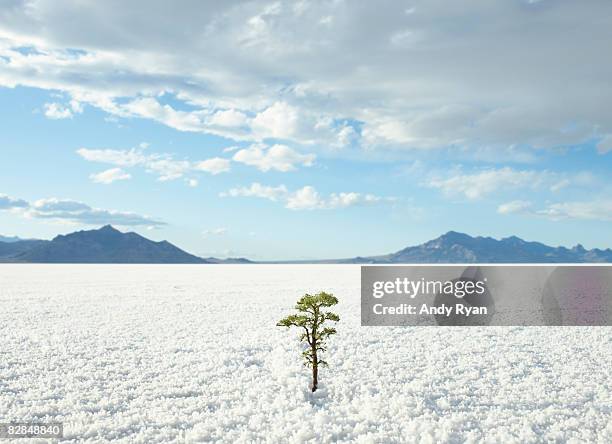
[311,307,319,392]
[311,348,318,392]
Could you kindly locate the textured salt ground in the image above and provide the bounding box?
[0,265,610,443]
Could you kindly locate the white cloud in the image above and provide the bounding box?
[77,146,230,181]
[328,192,386,208]
[336,125,357,147]
[597,135,612,154]
[425,167,577,200]
[90,168,131,184]
[28,198,165,227]
[122,97,206,133]
[319,15,334,26]
[31,199,91,213]
[232,143,315,172]
[43,99,83,119]
[43,102,72,119]
[251,102,299,140]
[3,196,165,227]
[202,227,228,237]
[194,157,231,175]
[498,199,612,222]
[77,147,149,167]
[186,178,199,187]
[222,182,392,210]
[145,159,191,182]
[208,109,248,128]
[221,182,289,201]
[0,193,29,210]
[2,1,612,155]
[550,179,570,193]
[538,201,612,222]
[389,29,420,48]
[70,100,84,113]
[285,186,321,210]
[497,200,533,215]
[286,187,389,210]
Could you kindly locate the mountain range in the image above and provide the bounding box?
[0,225,207,263]
[0,234,26,243]
[0,226,611,263]
[340,231,612,263]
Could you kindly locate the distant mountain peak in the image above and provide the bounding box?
[423,231,474,249]
[99,224,119,232]
[374,232,611,264]
[0,234,25,243]
[440,230,469,239]
[53,224,122,242]
[11,225,208,264]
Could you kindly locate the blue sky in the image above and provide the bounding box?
[1,1,612,260]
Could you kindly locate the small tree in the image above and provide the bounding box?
[277,292,339,392]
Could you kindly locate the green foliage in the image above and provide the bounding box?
[277,292,340,391]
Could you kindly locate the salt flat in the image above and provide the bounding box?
[0,265,610,443]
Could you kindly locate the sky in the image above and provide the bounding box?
[1,0,612,260]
